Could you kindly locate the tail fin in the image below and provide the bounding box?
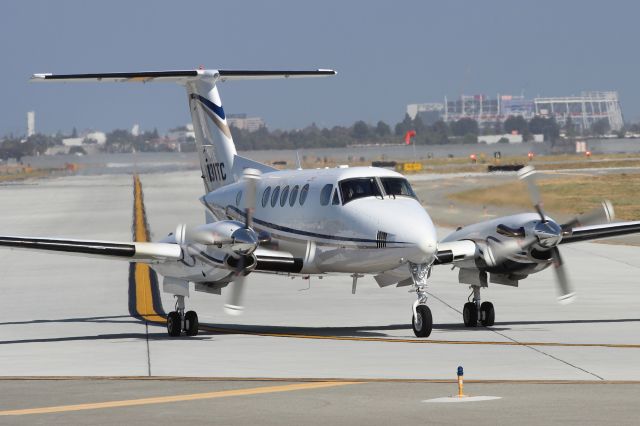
[32,69,336,192]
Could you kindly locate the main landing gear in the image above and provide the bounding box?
[463,286,495,327]
[167,295,199,337]
[410,262,433,337]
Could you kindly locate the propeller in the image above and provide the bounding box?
[224,168,261,315]
[485,166,614,303]
[561,200,614,232]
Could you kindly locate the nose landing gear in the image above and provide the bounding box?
[409,262,433,337]
[167,295,199,337]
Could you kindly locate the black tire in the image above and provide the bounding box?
[167,311,182,337]
[463,302,478,327]
[185,310,199,336]
[412,305,433,338]
[480,301,495,327]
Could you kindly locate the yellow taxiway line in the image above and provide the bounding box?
[132,175,165,324]
[2,376,640,385]
[0,381,356,416]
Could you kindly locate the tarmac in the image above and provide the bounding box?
[1,169,639,424]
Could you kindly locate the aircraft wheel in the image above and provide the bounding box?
[463,302,477,327]
[167,311,182,337]
[412,305,433,338]
[480,302,495,327]
[185,310,199,336]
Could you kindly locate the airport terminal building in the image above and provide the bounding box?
[407,91,624,132]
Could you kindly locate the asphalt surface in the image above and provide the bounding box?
[1,169,639,424]
[1,379,640,425]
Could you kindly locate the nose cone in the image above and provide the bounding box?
[380,200,437,264]
[405,215,438,264]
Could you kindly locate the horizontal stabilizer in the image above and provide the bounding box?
[31,69,336,84]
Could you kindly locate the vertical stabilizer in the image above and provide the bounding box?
[186,80,236,193]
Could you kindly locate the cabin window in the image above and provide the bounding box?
[380,177,417,199]
[236,190,242,207]
[339,177,382,204]
[271,186,280,207]
[320,184,333,206]
[262,187,271,207]
[280,185,290,207]
[289,185,299,206]
[299,184,310,205]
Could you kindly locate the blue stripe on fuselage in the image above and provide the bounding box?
[226,205,410,246]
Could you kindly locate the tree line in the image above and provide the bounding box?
[0,114,635,161]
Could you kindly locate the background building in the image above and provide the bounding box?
[534,92,623,132]
[408,91,624,132]
[227,113,266,132]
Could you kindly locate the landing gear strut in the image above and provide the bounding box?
[463,286,495,327]
[409,262,433,337]
[167,295,199,337]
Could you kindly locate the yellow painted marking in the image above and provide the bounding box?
[199,325,640,349]
[2,376,640,385]
[133,175,165,323]
[0,381,356,416]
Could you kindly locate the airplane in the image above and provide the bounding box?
[2,68,640,339]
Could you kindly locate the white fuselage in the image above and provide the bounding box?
[180,166,438,279]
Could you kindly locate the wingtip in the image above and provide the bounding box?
[30,73,51,82]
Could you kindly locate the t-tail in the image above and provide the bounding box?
[31,68,336,193]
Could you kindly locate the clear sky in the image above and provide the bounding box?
[1,0,639,136]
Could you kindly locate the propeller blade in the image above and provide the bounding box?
[224,255,248,315]
[224,274,247,315]
[550,247,575,304]
[221,169,263,316]
[562,200,614,231]
[518,165,546,222]
[242,168,261,229]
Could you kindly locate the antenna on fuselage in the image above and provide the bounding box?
[295,151,303,170]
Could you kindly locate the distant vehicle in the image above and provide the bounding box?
[1,69,639,338]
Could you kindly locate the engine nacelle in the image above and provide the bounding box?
[176,221,247,248]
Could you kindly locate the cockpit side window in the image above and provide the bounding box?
[380,177,417,199]
[339,177,382,204]
[331,189,340,205]
[320,184,333,206]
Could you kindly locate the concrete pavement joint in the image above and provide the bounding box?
[427,291,606,380]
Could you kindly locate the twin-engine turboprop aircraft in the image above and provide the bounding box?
[2,69,640,338]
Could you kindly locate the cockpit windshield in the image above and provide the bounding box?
[380,177,417,199]
[339,177,382,204]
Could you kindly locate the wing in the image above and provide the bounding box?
[560,221,640,244]
[0,235,182,264]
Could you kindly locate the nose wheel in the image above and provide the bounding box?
[412,305,433,337]
[166,295,199,337]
